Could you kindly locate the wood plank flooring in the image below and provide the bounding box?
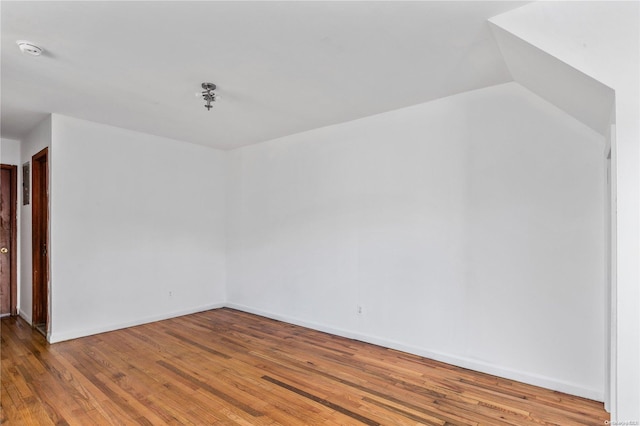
[1,308,609,425]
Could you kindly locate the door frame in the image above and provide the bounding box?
[1,164,18,316]
[605,125,617,413]
[32,148,49,332]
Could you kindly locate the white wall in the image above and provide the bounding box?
[48,115,227,342]
[19,117,52,324]
[1,138,22,314]
[490,2,639,418]
[1,138,21,165]
[464,87,605,397]
[227,82,606,400]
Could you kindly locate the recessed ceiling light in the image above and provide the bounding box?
[16,40,43,56]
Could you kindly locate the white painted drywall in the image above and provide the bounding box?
[491,2,639,418]
[1,138,21,165]
[489,23,614,136]
[227,82,606,400]
[19,117,52,325]
[464,86,605,397]
[48,115,227,342]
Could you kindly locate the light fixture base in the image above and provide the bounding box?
[16,40,43,56]
[200,82,218,110]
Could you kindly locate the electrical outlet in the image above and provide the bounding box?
[169,291,173,297]
[357,305,363,314]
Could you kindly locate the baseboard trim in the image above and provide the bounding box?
[225,302,604,402]
[18,311,32,326]
[48,303,225,344]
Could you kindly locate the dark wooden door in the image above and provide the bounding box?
[32,148,49,331]
[1,164,17,316]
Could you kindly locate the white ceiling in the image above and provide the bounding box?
[1,1,526,150]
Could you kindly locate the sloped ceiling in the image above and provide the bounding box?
[489,7,615,137]
[1,1,526,149]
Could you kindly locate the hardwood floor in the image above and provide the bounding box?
[1,308,608,425]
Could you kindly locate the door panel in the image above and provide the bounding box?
[32,149,49,332]
[1,165,17,316]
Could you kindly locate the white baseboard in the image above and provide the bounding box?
[225,302,364,340]
[48,303,225,343]
[225,302,604,402]
[18,311,32,325]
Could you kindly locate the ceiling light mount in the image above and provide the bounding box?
[16,40,43,56]
[199,82,218,110]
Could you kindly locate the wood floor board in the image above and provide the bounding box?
[1,309,608,425]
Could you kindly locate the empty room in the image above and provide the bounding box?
[1,1,638,424]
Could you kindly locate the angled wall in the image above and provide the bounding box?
[489,24,614,136]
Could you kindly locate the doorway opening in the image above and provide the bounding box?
[1,164,18,317]
[32,148,49,336]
